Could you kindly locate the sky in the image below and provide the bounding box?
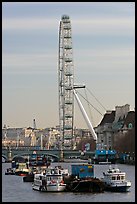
[2,2,135,129]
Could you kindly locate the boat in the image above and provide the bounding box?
[93,149,117,164]
[64,164,105,192]
[14,162,31,176]
[66,177,105,192]
[32,166,68,192]
[5,168,15,175]
[101,165,131,192]
[4,160,17,175]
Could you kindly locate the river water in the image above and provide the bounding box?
[2,162,135,202]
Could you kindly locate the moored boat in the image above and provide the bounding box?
[14,162,31,176]
[101,165,131,192]
[5,168,15,175]
[65,164,105,192]
[93,149,117,164]
[65,177,105,192]
[32,166,68,192]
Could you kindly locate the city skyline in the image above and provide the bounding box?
[2,2,135,129]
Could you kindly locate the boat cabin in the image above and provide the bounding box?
[71,164,94,178]
[103,167,126,182]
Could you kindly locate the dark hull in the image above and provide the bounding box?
[66,178,105,192]
[23,174,34,182]
[5,172,15,175]
[105,185,131,192]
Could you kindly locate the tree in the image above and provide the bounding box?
[113,127,135,153]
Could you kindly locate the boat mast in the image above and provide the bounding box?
[73,89,97,142]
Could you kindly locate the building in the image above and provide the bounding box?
[96,104,135,150]
[2,127,25,147]
[2,104,135,150]
[95,110,115,150]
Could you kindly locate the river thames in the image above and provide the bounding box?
[2,162,135,202]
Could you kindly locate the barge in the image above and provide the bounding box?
[64,164,105,192]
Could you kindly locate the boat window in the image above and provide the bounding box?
[112,176,116,180]
[52,176,62,181]
[121,176,125,180]
[54,169,59,174]
[117,175,120,180]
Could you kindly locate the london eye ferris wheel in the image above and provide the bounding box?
[58,15,98,153]
[58,15,74,150]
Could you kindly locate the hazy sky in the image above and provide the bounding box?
[2,2,135,129]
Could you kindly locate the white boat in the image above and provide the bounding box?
[102,165,131,192]
[32,166,68,192]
